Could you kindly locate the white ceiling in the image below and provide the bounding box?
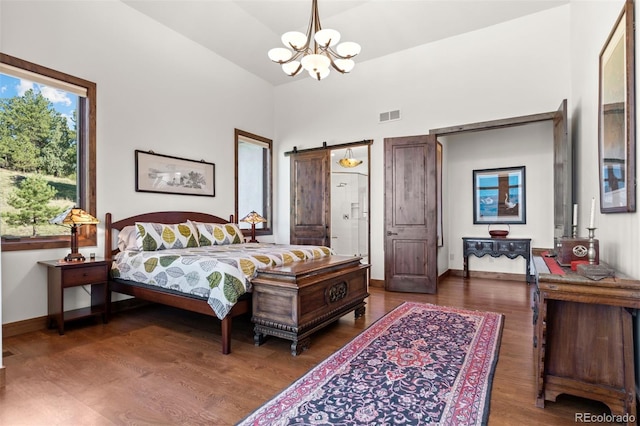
[122,0,568,86]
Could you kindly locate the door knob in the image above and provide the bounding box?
[387,231,398,236]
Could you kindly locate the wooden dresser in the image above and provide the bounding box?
[533,255,639,424]
[251,256,369,356]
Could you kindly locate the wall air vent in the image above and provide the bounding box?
[379,109,401,123]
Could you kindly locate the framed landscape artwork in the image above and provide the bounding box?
[135,150,215,197]
[598,0,636,212]
[473,166,526,224]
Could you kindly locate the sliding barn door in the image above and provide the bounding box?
[290,150,331,246]
[384,134,437,293]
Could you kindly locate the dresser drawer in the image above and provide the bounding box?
[495,240,529,254]
[62,264,108,287]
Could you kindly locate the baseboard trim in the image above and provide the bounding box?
[448,269,527,282]
[438,269,452,280]
[370,279,384,288]
[3,272,525,338]
[2,298,149,338]
[2,316,48,338]
[372,269,526,290]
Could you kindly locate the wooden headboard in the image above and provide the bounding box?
[104,211,233,259]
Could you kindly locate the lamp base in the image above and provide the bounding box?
[64,252,85,262]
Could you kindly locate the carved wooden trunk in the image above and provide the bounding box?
[251,256,369,356]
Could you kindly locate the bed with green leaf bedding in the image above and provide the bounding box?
[105,211,333,355]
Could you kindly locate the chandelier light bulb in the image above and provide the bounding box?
[336,41,361,58]
[309,67,330,81]
[282,61,303,76]
[281,31,307,50]
[301,54,330,72]
[314,29,340,47]
[334,59,355,73]
[268,47,293,63]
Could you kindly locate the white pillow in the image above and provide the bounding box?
[117,225,139,251]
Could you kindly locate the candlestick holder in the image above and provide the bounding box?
[571,225,577,238]
[576,227,614,280]
[587,227,597,265]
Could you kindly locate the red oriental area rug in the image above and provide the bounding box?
[238,302,504,426]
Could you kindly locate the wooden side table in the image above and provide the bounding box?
[38,258,110,334]
[533,255,639,424]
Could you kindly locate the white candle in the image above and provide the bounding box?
[572,204,578,227]
[589,197,596,228]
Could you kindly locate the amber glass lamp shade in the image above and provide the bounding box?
[240,211,267,243]
[338,148,362,168]
[50,207,99,261]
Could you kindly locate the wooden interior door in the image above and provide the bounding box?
[384,134,437,293]
[290,150,330,246]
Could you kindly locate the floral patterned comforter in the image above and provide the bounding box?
[110,243,333,319]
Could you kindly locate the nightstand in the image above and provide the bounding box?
[38,258,110,334]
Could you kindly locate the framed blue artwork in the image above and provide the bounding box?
[473,166,526,224]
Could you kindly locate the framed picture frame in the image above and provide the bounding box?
[473,166,526,224]
[135,150,215,197]
[598,0,636,213]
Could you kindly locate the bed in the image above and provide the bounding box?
[104,211,368,355]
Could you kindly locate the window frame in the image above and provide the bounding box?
[234,129,273,237]
[0,53,97,252]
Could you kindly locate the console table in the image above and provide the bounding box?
[462,237,532,283]
[533,256,639,424]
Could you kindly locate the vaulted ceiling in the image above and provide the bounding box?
[122,0,568,86]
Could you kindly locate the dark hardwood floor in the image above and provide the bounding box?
[1,275,618,425]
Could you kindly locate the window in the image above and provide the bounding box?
[0,53,96,251]
[235,129,272,236]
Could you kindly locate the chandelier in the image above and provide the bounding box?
[268,0,361,81]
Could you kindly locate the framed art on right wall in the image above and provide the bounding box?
[599,0,636,212]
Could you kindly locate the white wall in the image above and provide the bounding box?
[0,0,274,324]
[274,5,571,280]
[569,0,638,278]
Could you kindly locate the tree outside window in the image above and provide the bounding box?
[0,76,77,237]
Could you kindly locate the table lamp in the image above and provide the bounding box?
[240,211,267,243]
[50,207,99,261]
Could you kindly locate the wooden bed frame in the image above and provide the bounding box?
[105,211,370,356]
[104,211,251,355]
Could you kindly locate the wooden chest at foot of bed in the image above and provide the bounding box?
[251,256,370,356]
